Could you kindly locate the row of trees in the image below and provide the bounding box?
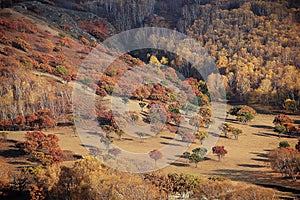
[0,109,55,131]
[273,114,300,137]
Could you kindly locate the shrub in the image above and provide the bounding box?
[58,37,73,47]
[55,65,69,76]
[274,124,286,135]
[279,141,290,148]
[12,38,30,52]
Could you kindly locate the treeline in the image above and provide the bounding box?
[0,109,55,131]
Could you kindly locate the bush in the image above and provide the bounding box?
[274,124,286,135]
[55,65,69,76]
[279,141,290,148]
[12,38,30,52]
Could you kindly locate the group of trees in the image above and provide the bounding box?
[16,131,65,166]
[0,109,55,131]
[273,114,300,137]
[229,105,256,124]
[219,122,243,140]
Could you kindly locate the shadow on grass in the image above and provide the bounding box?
[251,124,274,130]
[250,151,268,158]
[160,135,174,140]
[8,161,29,165]
[254,132,297,138]
[251,157,269,162]
[211,169,300,197]
[160,141,182,146]
[237,163,265,168]
[0,149,25,158]
[169,162,190,167]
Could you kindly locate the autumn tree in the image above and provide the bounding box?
[232,127,242,140]
[219,123,233,138]
[18,131,64,165]
[212,146,228,161]
[269,147,300,181]
[194,130,208,144]
[273,114,293,125]
[189,147,207,168]
[229,106,256,124]
[285,99,298,113]
[149,149,163,167]
[139,102,147,112]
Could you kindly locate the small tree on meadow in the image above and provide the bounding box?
[212,146,228,161]
[285,99,297,113]
[274,124,286,138]
[189,147,207,167]
[219,123,233,138]
[232,128,242,140]
[149,149,163,167]
[195,130,208,144]
[131,114,139,124]
[136,132,146,142]
[139,102,146,112]
[115,128,125,140]
[71,126,77,137]
[0,132,9,142]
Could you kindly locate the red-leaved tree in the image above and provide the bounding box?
[212,146,228,161]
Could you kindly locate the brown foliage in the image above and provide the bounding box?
[58,37,73,48]
[193,179,277,199]
[19,131,64,165]
[273,114,293,125]
[12,38,31,52]
[269,147,300,181]
[212,146,228,161]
